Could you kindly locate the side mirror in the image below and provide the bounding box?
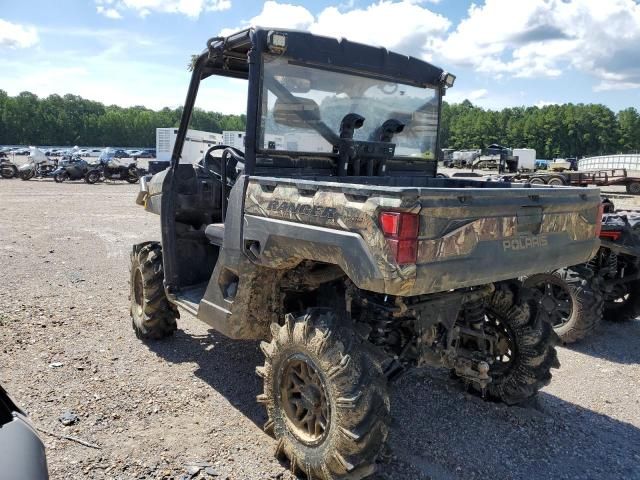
[273,96,322,130]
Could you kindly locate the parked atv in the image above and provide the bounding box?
[85,156,139,184]
[128,29,602,479]
[52,155,90,182]
[18,147,58,180]
[524,199,640,343]
[0,153,18,179]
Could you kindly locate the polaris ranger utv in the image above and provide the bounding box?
[131,28,602,479]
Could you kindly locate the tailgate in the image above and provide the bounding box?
[244,177,601,296]
[412,187,600,295]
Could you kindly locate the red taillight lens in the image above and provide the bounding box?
[595,204,604,238]
[379,211,419,264]
[379,212,419,239]
[380,212,401,236]
[600,230,622,241]
[386,239,418,264]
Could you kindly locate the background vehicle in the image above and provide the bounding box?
[112,149,129,158]
[472,144,518,173]
[0,153,18,179]
[513,148,536,171]
[132,150,154,160]
[52,155,90,182]
[85,150,139,184]
[129,28,601,479]
[0,383,49,479]
[18,148,58,180]
[524,199,640,343]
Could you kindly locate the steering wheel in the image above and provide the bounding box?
[201,145,245,184]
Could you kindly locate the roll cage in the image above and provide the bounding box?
[171,27,453,178]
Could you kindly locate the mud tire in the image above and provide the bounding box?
[470,282,560,405]
[129,242,178,339]
[603,279,640,322]
[259,308,390,480]
[524,270,603,344]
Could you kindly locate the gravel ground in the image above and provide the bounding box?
[1,179,639,480]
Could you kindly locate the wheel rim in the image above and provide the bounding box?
[483,313,517,374]
[532,279,573,328]
[280,355,330,445]
[133,268,144,316]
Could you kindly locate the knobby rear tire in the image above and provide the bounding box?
[258,308,390,480]
[469,281,560,405]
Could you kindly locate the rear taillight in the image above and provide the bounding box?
[379,211,419,264]
[595,204,604,238]
[600,230,622,241]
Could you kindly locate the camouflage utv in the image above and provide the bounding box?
[131,28,602,479]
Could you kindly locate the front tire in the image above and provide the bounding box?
[524,270,603,343]
[470,282,560,405]
[259,309,390,480]
[129,242,178,339]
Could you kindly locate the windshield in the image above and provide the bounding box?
[259,55,439,158]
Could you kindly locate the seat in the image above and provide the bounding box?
[205,223,225,246]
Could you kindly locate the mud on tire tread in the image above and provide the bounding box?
[524,270,603,344]
[475,281,560,405]
[603,279,640,322]
[129,241,178,339]
[258,308,390,480]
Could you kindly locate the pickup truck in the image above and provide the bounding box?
[130,28,601,480]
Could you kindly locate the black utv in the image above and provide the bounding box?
[130,28,602,479]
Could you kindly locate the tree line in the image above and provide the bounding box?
[441,100,640,159]
[0,90,245,147]
[1,90,639,158]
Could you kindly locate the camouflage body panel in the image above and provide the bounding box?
[244,177,601,296]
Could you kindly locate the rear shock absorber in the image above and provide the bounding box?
[461,297,486,328]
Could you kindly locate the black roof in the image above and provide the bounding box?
[202,28,447,88]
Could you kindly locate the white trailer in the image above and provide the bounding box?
[156,128,223,164]
[223,131,246,151]
[513,148,536,171]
